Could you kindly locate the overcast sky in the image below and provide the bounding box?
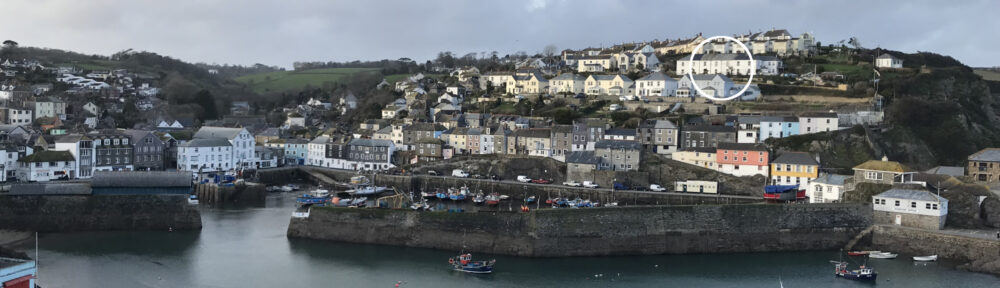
[3,0,998,68]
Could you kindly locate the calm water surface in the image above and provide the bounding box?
[16,192,1000,287]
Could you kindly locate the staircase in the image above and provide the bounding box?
[843,226,875,251]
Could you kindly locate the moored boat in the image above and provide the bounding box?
[834,261,877,282]
[870,252,897,259]
[187,194,199,205]
[525,196,536,204]
[846,251,869,256]
[421,191,437,199]
[485,194,500,206]
[473,194,485,206]
[763,185,805,201]
[448,253,495,274]
[913,255,938,262]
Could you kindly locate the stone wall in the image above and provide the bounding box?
[0,195,202,232]
[288,203,872,257]
[873,211,945,230]
[871,225,1000,275]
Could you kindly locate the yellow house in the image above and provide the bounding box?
[770,152,819,186]
[673,148,717,170]
[584,74,634,96]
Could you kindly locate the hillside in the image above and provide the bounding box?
[234,67,381,94]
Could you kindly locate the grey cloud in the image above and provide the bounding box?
[1,0,997,67]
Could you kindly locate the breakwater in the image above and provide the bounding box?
[288,203,871,257]
[0,195,201,232]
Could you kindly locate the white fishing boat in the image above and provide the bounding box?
[869,252,898,259]
[309,189,330,198]
[187,194,199,205]
[346,176,388,195]
[913,255,938,262]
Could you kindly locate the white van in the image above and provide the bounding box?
[452,169,470,178]
[517,175,532,183]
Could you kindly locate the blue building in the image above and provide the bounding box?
[759,116,800,142]
[1,257,36,288]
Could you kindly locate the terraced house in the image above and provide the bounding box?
[584,74,633,96]
[548,73,586,95]
[512,128,551,157]
[770,152,819,186]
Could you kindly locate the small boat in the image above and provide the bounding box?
[421,191,437,199]
[473,194,485,206]
[763,185,805,201]
[187,194,199,205]
[869,252,898,259]
[449,186,469,201]
[485,194,500,206]
[332,197,367,208]
[913,255,938,262]
[575,199,593,208]
[436,189,449,200]
[499,195,510,201]
[346,176,388,196]
[449,253,495,274]
[846,251,869,256]
[525,196,536,204]
[834,261,877,282]
[280,185,295,192]
[410,201,430,211]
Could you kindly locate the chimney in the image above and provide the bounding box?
[881,156,888,162]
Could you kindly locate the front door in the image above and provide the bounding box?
[894,214,902,225]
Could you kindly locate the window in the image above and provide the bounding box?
[873,198,877,205]
[911,202,916,208]
[925,203,931,209]
[932,204,938,210]
[894,200,900,206]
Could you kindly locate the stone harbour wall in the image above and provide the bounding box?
[288,203,872,257]
[0,195,202,232]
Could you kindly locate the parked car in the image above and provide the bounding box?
[491,174,502,181]
[531,179,551,184]
[452,169,469,178]
[563,181,582,187]
[516,175,532,183]
[428,170,439,176]
[583,181,599,188]
[650,184,666,192]
[472,174,486,179]
[613,182,629,190]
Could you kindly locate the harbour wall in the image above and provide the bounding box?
[284,167,758,206]
[288,203,871,257]
[0,195,202,232]
[871,225,1000,275]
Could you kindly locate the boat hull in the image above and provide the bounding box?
[836,273,877,281]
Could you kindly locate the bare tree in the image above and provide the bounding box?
[543,45,558,58]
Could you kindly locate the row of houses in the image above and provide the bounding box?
[483,70,761,100]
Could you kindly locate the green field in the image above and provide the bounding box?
[974,70,1000,81]
[234,67,381,94]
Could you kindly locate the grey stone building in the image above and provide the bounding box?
[638,119,679,154]
[594,140,642,171]
[872,188,948,230]
[967,148,1000,183]
[550,124,573,161]
[572,118,609,151]
[347,138,394,170]
[124,129,165,171]
[566,151,597,182]
[90,132,134,171]
[847,157,915,191]
[681,124,736,149]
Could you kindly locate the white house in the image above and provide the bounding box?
[876,53,903,69]
[192,126,257,169]
[284,114,305,128]
[5,107,32,125]
[83,102,100,116]
[634,72,678,97]
[873,188,948,230]
[548,73,586,95]
[16,150,77,182]
[676,54,782,76]
[799,112,839,134]
[308,135,331,167]
[807,174,849,203]
[177,138,233,172]
[576,55,615,73]
[677,74,733,98]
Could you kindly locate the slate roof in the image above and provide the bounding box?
[636,71,675,82]
[566,151,597,164]
[772,152,818,166]
[91,171,191,188]
[181,138,231,147]
[923,166,965,177]
[348,138,393,147]
[876,188,947,202]
[550,73,586,81]
[717,142,767,152]
[595,140,641,150]
[877,53,900,60]
[969,148,1000,162]
[605,128,637,137]
[18,150,75,162]
[193,126,244,140]
[812,174,849,186]
[639,119,678,130]
[684,125,736,133]
[800,111,838,118]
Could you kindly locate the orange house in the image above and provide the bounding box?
[716,143,769,177]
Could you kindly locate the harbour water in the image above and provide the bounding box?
[15,191,1000,287]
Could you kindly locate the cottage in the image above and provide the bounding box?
[634,72,678,97]
[876,53,903,69]
[673,147,717,170]
[584,74,633,96]
[873,188,947,230]
[512,128,551,157]
[637,119,679,154]
[967,148,1000,183]
[548,73,586,95]
[565,151,598,182]
[594,140,642,172]
[17,150,76,181]
[807,174,849,203]
[716,143,768,177]
[759,116,799,141]
[848,157,915,191]
[799,111,838,134]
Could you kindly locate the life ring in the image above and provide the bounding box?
[448,258,454,264]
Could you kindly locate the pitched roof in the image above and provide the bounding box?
[772,152,818,166]
[639,119,678,129]
[969,148,1000,162]
[923,166,965,177]
[854,159,912,172]
[193,126,245,140]
[181,138,231,147]
[800,111,838,118]
[348,138,393,147]
[19,150,75,162]
[876,188,947,202]
[567,151,598,164]
[684,125,736,133]
[605,128,636,136]
[877,53,900,60]
[636,71,676,82]
[91,171,191,188]
[550,73,586,81]
[595,140,641,150]
[812,173,849,186]
[514,128,551,139]
[718,142,767,152]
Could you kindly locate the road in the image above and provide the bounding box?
[292,166,760,200]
